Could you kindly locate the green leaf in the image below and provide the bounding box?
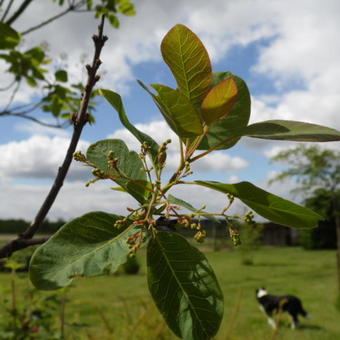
[29,212,136,290]
[26,76,38,87]
[5,260,25,271]
[198,72,251,150]
[111,186,128,192]
[55,70,68,82]
[108,13,120,28]
[147,232,223,340]
[118,2,136,15]
[201,77,238,125]
[243,120,340,142]
[86,139,149,204]
[0,22,21,49]
[138,79,178,135]
[168,194,218,223]
[194,181,323,229]
[99,89,160,169]
[150,84,203,137]
[161,24,212,107]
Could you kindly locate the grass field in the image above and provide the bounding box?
[0,246,339,339]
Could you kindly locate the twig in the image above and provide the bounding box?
[0,17,108,259]
[224,289,242,339]
[189,134,240,162]
[60,291,67,339]
[0,0,14,22]
[21,1,86,36]
[5,0,33,25]
[0,238,49,258]
[0,110,67,128]
[0,80,15,92]
[95,306,114,334]
[3,80,21,112]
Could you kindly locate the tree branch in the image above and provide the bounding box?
[0,0,14,22]
[0,110,67,128]
[21,1,86,36]
[5,0,33,25]
[0,16,108,259]
[0,238,49,258]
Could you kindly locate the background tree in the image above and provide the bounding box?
[0,0,135,127]
[270,144,340,294]
[0,1,135,257]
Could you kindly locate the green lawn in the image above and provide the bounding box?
[0,246,339,339]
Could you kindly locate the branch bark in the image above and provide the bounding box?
[0,238,49,258]
[0,110,67,128]
[21,0,86,35]
[0,16,108,259]
[0,0,14,22]
[5,0,33,25]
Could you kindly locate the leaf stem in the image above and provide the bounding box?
[190,135,239,162]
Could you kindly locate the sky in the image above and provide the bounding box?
[0,0,339,221]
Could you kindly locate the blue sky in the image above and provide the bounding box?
[0,0,339,220]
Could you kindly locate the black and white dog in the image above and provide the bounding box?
[256,288,309,329]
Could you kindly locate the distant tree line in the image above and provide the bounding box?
[0,219,65,234]
[0,216,336,250]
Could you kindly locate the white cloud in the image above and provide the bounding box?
[0,181,137,221]
[262,141,340,160]
[0,135,90,180]
[15,120,71,138]
[228,175,240,183]
[0,177,249,221]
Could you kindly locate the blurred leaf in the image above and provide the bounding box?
[0,22,21,49]
[150,84,203,137]
[99,89,161,170]
[26,76,38,87]
[4,260,25,271]
[118,1,136,15]
[108,13,120,28]
[30,212,136,290]
[86,0,93,9]
[198,72,251,150]
[0,47,48,86]
[147,232,223,340]
[201,77,238,125]
[111,186,127,191]
[195,181,323,229]
[243,120,340,142]
[161,24,212,107]
[86,139,150,203]
[55,70,68,82]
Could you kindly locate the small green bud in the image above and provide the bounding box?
[194,230,206,243]
[73,151,87,162]
[229,227,241,246]
[190,223,197,229]
[92,168,106,178]
[108,157,119,170]
[107,151,115,160]
[227,193,234,201]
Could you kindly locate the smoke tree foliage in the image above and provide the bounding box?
[29,25,340,339]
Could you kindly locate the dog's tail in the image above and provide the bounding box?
[297,299,309,318]
[300,307,310,318]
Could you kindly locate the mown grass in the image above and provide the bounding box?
[0,246,339,339]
